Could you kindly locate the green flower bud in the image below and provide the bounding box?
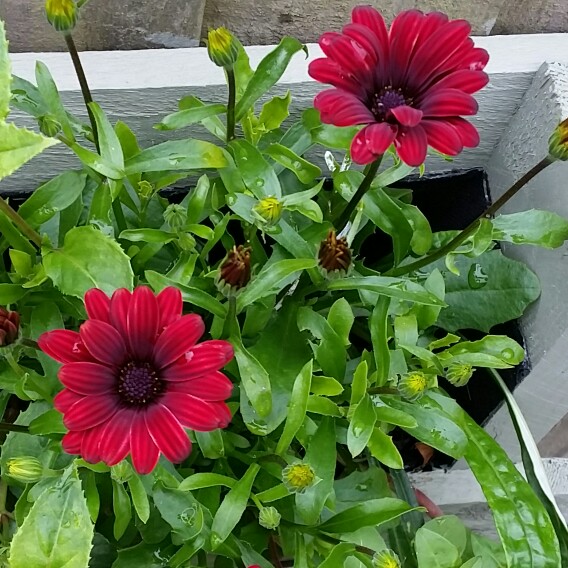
[38,115,62,138]
[110,460,133,483]
[164,204,187,232]
[137,180,155,200]
[259,506,281,530]
[45,0,78,32]
[177,232,197,251]
[207,27,239,69]
[282,462,319,494]
[7,456,44,483]
[253,196,283,227]
[445,363,474,387]
[373,549,401,568]
[549,118,568,161]
[398,370,437,401]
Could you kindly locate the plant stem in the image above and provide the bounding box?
[336,157,382,230]
[0,198,42,247]
[226,68,236,143]
[387,156,554,277]
[0,423,29,434]
[269,534,284,568]
[64,33,99,152]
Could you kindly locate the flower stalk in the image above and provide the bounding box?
[387,156,554,277]
[0,199,42,248]
[226,68,236,143]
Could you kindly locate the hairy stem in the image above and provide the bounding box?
[387,156,553,277]
[0,198,42,247]
[336,157,382,230]
[226,68,236,143]
[64,33,99,152]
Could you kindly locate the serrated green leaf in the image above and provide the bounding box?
[258,91,291,131]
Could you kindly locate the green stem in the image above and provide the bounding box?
[0,198,42,247]
[335,157,382,230]
[0,423,29,434]
[387,156,553,277]
[64,33,99,152]
[226,68,236,143]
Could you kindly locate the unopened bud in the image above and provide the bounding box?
[0,307,20,347]
[38,115,62,138]
[7,456,44,483]
[259,506,281,530]
[549,118,568,161]
[282,462,318,494]
[45,0,78,32]
[164,204,187,232]
[253,196,283,227]
[177,232,196,251]
[137,180,155,200]
[207,27,239,69]
[216,245,252,295]
[318,230,351,276]
[373,549,401,568]
[445,363,474,387]
[398,370,436,401]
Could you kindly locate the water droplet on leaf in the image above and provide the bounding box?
[468,263,488,289]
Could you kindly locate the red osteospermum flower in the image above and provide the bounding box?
[308,6,489,166]
[38,286,234,474]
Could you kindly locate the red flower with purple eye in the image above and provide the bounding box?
[308,6,489,166]
[38,286,234,474]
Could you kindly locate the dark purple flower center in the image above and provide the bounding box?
[371,87,407,121]
[118,361,165,407]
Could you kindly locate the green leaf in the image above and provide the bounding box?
[119,228,176,244]
[235,37,305,120]
[489,369,568,566]
[434,250,540,332]
[258,92,291,131]
[311,375,344,396]
[9,466,94,568]
[179,473,236,492]
[371,296,391,386]
[368,427,404,469]
[297,416,336,525]
[319,543,356,568]
[43,226,134,298]
[492,209,568,248]
[178,96,226,140]
[81,470,100,523]
[236,258,317,311]
[210,463,260,548]
[302,108,358,150]
[156,103,226,131]
[124,139,228,174]
[0,283,25,304]
[317,498,419,534]
[28,408,66,435]
[276,360,313,455]
[113,480,132,540]
[265,143,321,184]
[229,139,282,199]
[374,398,418,429]
[415,526,461,568]
[128,474,150,524]
[18,171,87,227]
[89,102,125,177]
[440,335,525,369]
[0,20,10,120]
[347,394,377,457]
[0,122,58,181]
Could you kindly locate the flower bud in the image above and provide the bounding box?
[549,118,568,161]
[216,245,252,295]
[45,0,78,33]
[110,460,133,483]
[282,462,318,494]
[398,370,436,401]
[38,115,62,138]
[445,363,474,387]
[177,232,197,252]
[0,307,20,347]
[137,180,155,200]
[7,456,44,483]
[318,230,351,276]
[207,27,239,69]
[259,506,281,530]
[373,549,401,568]
[164,204,187,232]
[253,196,283,227]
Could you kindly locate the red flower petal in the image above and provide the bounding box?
[62,430,83,454]
[109,288,131,338]
[350,127,377,165]
[319,32,375,81]
[390,105,423,127]
[84,289,111,323]
[365,122,397,155]
[161,392,231,431]
[128,286,159,361]
[153,314,205,369]
[97,408,134,466]
[64,394,119,431]
[314,89,374,127]
[130,413,160,474]
[308,58,364,95]
[461,47,489,71]
[81,426,103,464]
[58,362,116,395]
[351,5,389,80]
[389,10,425,86]
[446,117,480,147]
[420,89,478,117]
[80,320,127,366]
[162,340,234,381]
[421,69,488,97]
[395,126,429,167]
[54,388,83,413]
[145,404,192,463]
[422,119,463,156]
[38,330,91,364]
[167,371,234,401]
[157,286,183,329]
[342,23,381,63]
